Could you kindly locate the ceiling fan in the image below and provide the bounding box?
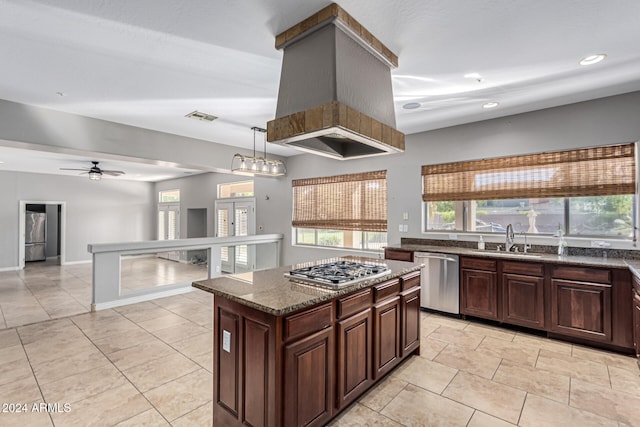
[60,161,125,181]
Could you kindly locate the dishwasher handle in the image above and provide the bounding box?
[414,253,458,263]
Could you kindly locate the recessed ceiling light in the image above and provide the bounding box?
[579,54,606,66]
[482,101,499,109]
[464,73,483,82]
[403,102,421,110]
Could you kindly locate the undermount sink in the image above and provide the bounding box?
[471,251,543,259]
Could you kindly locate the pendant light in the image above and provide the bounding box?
[231,126,286,176]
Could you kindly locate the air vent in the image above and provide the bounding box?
[185,111,218,122]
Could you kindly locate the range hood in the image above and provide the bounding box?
[267,3,405,160]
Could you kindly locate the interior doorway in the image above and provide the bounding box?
[186,208,208,264]
[19,201,65,269]
[215,198,255,273]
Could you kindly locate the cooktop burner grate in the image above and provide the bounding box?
[286,260,390,286]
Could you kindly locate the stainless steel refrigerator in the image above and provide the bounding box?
[25,211,46,262]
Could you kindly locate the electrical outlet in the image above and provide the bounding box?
[403,224,409,232]
[449,233,458,240]
[399,224,404,232]
[402,212,409,220]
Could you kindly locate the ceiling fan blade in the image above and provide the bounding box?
[102,170,125,176]
[59,168,89,171]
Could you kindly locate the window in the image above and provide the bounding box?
[422,144,636,239]
[218,181,254,198]
[293,170,387,250]
[159,189,180,203]
[158,190,180,261]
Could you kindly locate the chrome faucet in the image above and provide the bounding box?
[505,224,515,251]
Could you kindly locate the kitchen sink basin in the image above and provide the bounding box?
[471,251,543,259]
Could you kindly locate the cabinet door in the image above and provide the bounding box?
[461,268,498,320]
[373,296,401,379]
[401,288,421,357]
[284,327,334,427]
[634,293,640,358]
[550,279,612,342]
[336,309,372,409]
[503,273,545,329]
[384,248,414,262]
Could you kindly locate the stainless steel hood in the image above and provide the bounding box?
[267,3,405,160]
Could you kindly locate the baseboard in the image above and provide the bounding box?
[0,266,20,272]
[91,286,194,311]
[61,259,92,266]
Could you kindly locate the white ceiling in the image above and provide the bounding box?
[1,0,640,181]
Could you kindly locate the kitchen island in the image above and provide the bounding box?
[193,256,422,427]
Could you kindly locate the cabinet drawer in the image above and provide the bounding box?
[461,257,496,271]
[284,303,333,341]
[384,248,414,262]
[400,271,421,291]
[337,289,372,319]
[502,261,544,277]
[373,279,401,303]
[552,265,611,284]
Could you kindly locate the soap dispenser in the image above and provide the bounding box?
[478,235,485,250]
[557,232,567,256]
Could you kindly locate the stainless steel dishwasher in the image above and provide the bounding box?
[414,252,460,314]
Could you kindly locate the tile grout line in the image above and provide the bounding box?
[69,313,175,426]
[15,324,56,427]
[74,308,214,423]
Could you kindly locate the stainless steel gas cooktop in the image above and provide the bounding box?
[285,260,390,288]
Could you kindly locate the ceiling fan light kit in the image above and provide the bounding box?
[59,161,125,181]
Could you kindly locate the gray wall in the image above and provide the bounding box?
[0,99,284,173]
[279,91,640,264]
[1,91,639,269]
[0,171,155,269]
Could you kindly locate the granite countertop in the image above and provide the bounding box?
[387,244,633,269]
[192,256,422,316]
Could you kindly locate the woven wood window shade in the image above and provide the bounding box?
[292,170,387,232]
[422,143,636,202]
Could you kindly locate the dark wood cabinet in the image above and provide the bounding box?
[461,257,498,320]
[459,255,633,353]
[373,295,401,379]
[384,248,414,262]
[211,270,421,427]
[633,293,640,358]
[284,327,334,427]
[336,308,372,409]
[401,287,421,357]
[632,276,640,358]
[502,261,545,329]
[550,279,612,342]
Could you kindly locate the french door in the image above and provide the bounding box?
[215,199,255,273]
[158,203,180,261]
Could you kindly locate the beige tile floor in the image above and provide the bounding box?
[1,263,639,426]
[0,258,207,330]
